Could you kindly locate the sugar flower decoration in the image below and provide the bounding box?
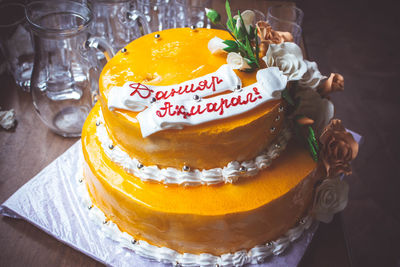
[319,119,359,177]
[293,88,334,136]
[298,60,326,90]
[263,42,307,81]
[256,21,293,57]
[207,36,228,55]
[312,177,349,223]
[227,52,252,71]
[233,10,255,34]
[205,8,221,24]
[206,1,259,71]
[318,73,344,97]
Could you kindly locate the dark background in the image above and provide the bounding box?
[1,0,400,266]
[299,0,400,266]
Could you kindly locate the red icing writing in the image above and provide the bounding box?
[152,76,224,101]
[155,86,263,119]
[129,83,154,99]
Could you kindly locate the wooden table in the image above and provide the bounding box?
[0,0,354,266]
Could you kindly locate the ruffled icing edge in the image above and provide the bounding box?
[77,177,314,267]
[95,108,292,186]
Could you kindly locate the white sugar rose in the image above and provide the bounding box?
[299,60,326,89]
[262,42,307,81]
[293,88,334,136]
[312,177,349,223]
[207,36,228,55]
[233,10,255,33]
[227,52,251,71]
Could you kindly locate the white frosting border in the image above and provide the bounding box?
[77,178,314,267]
[95,109,292,186]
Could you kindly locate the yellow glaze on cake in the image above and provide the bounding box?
[99,28,285,170]
[82,103,319,255]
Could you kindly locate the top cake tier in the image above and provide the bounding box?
[99,28,285,170]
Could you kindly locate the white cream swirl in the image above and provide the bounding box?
[78,177,314,267]
[263,42,308,81]
[299,60,326,89]
[95,109,291,186]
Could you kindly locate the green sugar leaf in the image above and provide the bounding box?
[225,0,235,32]
[222,40,239,53]
[205,8,221,24]
[281,87,295,106]
[222,40,237,47]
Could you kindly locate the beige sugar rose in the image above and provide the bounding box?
[319,119,359,177]
[256,21,294,57]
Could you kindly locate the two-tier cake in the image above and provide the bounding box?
[81,10,358,266]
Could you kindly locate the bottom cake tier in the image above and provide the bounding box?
[81,103,322,256]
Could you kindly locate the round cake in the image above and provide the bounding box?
[81,23,358,266]
[99,28,285,170]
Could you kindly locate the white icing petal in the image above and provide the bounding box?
[96,110,291,186]
[108,64,241,112]
[256,67,288,99]
[208,36,228,54]
[299,60,326,89]
[263,42,308,81]
[233,10,255,33]
[312,177,349,223]
[226,52,252,70]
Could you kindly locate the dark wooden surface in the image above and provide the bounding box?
[1,0,399,266]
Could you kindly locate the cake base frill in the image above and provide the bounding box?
[78,176,314,266]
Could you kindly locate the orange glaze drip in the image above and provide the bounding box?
[99,28,285,170]
[82,104,319,255]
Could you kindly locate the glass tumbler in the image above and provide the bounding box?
[0,2,34,92]
[26,1,114,137]
[174,0,211,28]
[89,0,151,51]
[267,5,304,26]
[133,0,173,33]
[267,5,303,45]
